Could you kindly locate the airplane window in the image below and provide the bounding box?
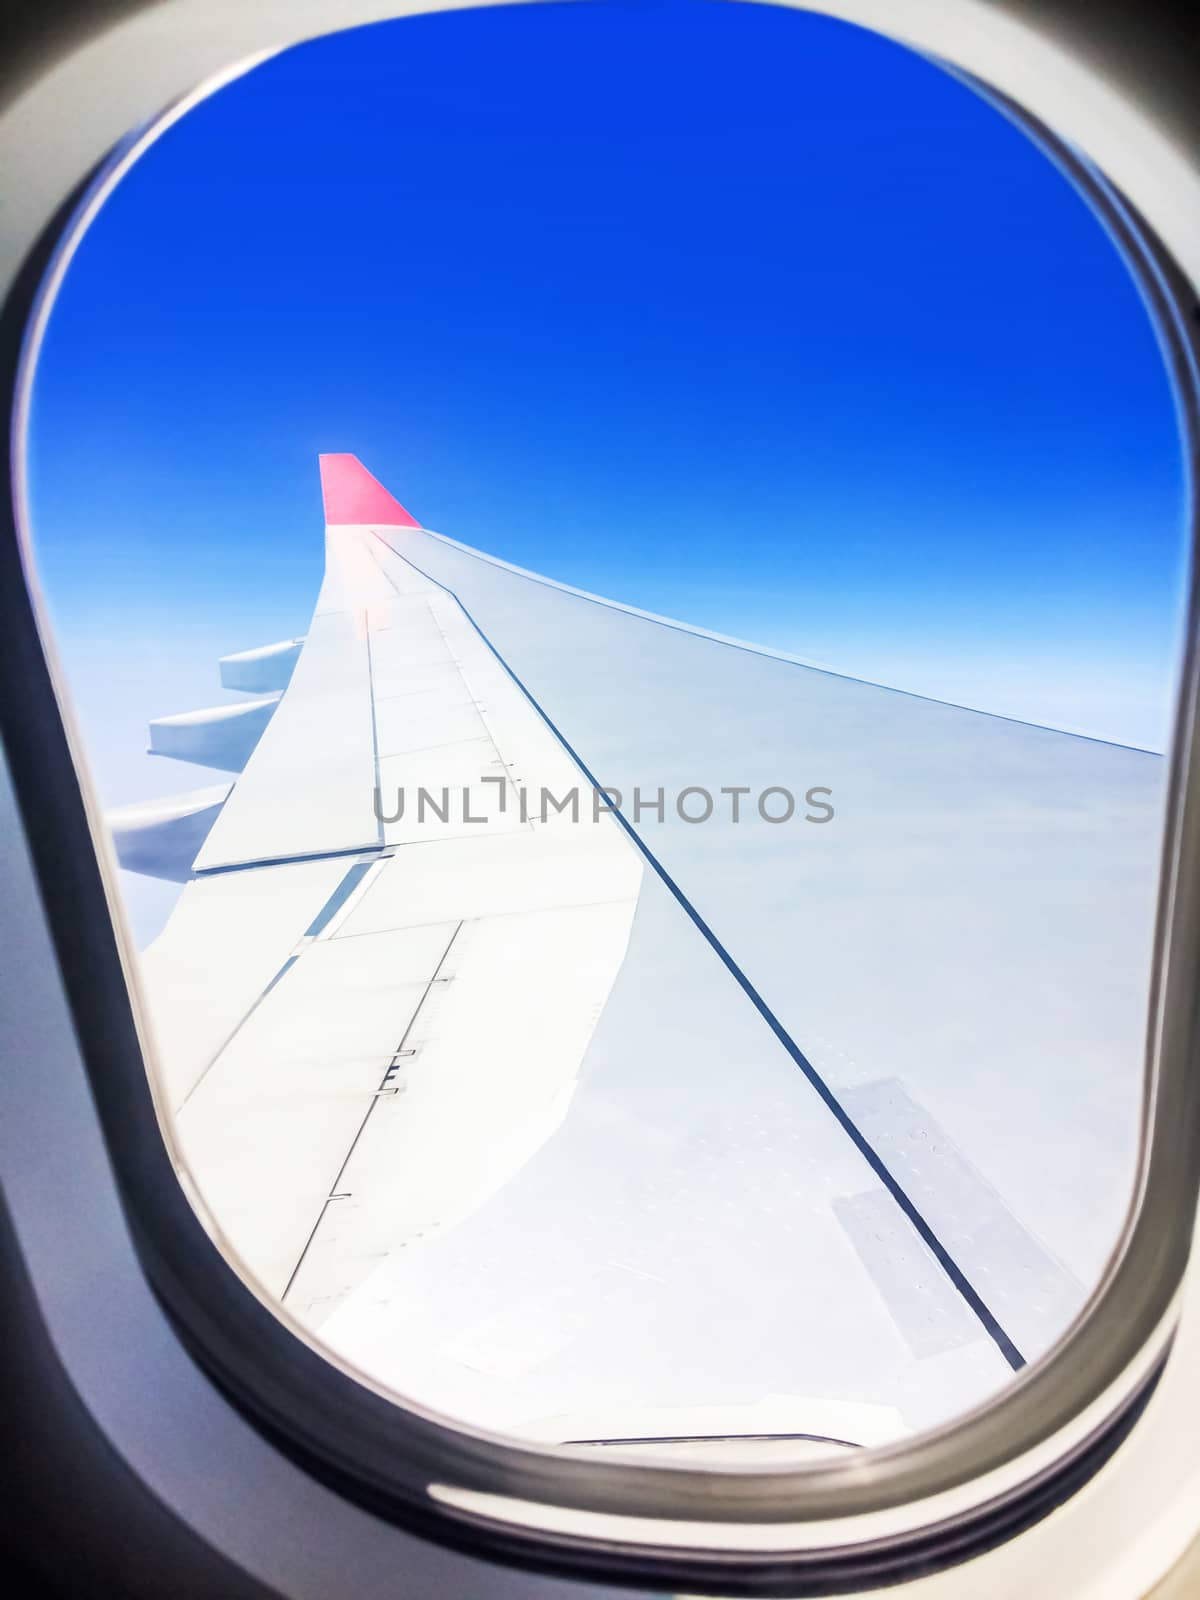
[20,0,1188,1467]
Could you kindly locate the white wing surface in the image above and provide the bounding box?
[127,453,1163,1446]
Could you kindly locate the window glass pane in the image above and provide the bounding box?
[24,0,1187,1457]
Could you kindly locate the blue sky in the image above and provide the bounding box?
[26,0,1187,870]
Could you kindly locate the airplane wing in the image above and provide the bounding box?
[125,453,1162,1445]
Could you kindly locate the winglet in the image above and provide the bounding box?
[318,453,421,527]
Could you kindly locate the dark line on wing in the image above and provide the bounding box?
[194,843,383,878]
[281,920,463,1306]
[176,950,302,1113]
[304,859,375,937]
[371,531,1027,1373]
[179,860,380,1111]
[393,530,1158,758]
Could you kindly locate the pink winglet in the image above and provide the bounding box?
[318,453,421,527]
